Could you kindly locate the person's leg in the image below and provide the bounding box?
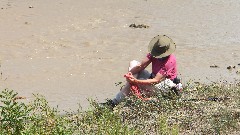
[138,83,156,97]
[112,60,140,105]
[134,78,176,99]
[101,60,151,108]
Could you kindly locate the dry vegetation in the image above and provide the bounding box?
[0,80,239,134]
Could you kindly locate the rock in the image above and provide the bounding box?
[210,64,219,68]
[129,23,149,28]
[238,63,240,66]
[29,6,33,8]
[236,69,240,74]
[129,23,136,28]
[227,66,235,69]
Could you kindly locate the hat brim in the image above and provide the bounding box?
[148,35,176,58]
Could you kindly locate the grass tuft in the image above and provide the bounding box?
[0,80,239,134]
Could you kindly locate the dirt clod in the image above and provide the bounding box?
[210,64,219,68]
[129,23,149,28]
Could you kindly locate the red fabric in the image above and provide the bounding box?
[124,74,151,101]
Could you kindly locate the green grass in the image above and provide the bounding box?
[0,80,239,134]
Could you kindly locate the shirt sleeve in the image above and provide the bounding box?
[146,53,152,60]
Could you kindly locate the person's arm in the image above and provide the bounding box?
[129,57,151,75]
[128,72,165,85]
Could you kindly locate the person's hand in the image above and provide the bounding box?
[128,76,136,83]
[124,72,136,83]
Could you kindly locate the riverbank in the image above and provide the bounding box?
[0,81,239,134]
[0,0,240,111]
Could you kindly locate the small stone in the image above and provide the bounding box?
[238,63,240,66]
[129,23,136,28]
[29,6,33,8]
[227,66,232,69]
[143,25,148,28]
[129,23,149,28]
[236,69,240,74]
[138,25,143,28]
[210,64,219,68]
[194,81,200,84]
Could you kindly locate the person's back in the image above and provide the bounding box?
[147,53,177,80]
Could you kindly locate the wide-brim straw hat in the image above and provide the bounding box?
[148,35,176,58]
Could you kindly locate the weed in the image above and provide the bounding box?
[0,80,239,134]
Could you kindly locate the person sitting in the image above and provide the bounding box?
[100,35,182,108]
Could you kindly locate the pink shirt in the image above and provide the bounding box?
[146,53,177,80]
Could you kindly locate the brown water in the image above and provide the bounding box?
[0,0,239,111]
